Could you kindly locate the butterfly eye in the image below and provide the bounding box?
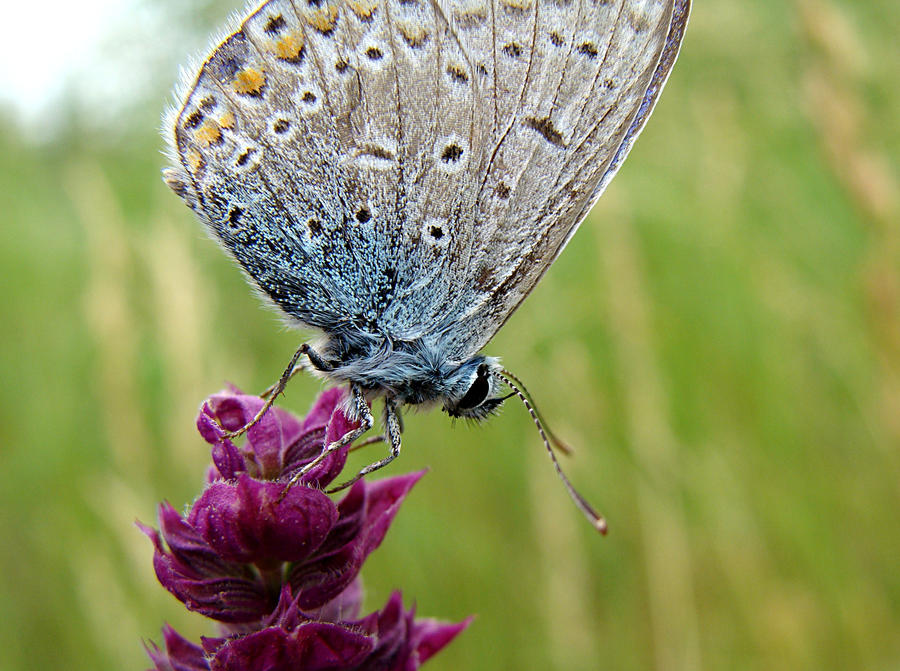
[456,364,491,411]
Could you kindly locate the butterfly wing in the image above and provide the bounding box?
[164,0,688,355]
[432,0,691,359]
[165,0,488,337]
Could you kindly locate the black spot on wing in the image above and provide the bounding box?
[524,116,565,147]
[447,64,469,83]
[578,42,598,58]
[227,206,244,228]
[184,111,204,129]
[264,14,286,34]
[502,42,523,58]
[441,144,464,162]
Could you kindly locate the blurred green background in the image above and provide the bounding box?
[1,1,898,669]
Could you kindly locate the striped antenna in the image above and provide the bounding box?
[497,370,608,535]
[499,368,574,456]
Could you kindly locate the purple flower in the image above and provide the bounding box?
[197,387,355,488]
[146,590,469,671]
[142,388,469,670]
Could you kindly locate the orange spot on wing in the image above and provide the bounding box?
[347,0,377,19]
[453,5,487,27]
[500,0,533,9]
[305,6,338,33]
[194,119,222,146]
[186,148,204,172]
[218,110,235,129]
[232,68,266,96]
[271,31,305,60]
[398,20,427,47]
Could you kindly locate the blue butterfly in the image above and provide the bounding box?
[164,0,690,532]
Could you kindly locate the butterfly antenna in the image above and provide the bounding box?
[499,368,573,456]
[497,370,608,535]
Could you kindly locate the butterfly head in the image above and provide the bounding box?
[443,358,509,421]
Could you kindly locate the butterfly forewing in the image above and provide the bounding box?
[166,0,689,355]
[168,0,491,337]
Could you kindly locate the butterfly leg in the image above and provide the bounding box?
[222,343,330,440]
[259,358,306,399]
[326,398,402,493]
[344,402,402,452]
[349,434,386,452]
[282,384,374,492]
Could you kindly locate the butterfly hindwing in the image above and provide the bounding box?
[443,0,691,358]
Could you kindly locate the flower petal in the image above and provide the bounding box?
[154,503,243,577]
[297,395,360,488]
[206,394,284,476]
[349,592,471,671]
[191,476,337,564]
[146,624,209,671]
[147,387,469,670]
[203,393,261,435]
[210,623,373,671]
[197,402,228,445]
[140,506,272,622]
[309,578,364,623]
[301,387,346,432]
[155,567,272,622]
[355,591,408,669]
[244,404,297,479]
[211,443,245,481]
[197,404,245,481]
[357,471,426,557]
[282,426,327,472]
[410,616,473,668]
[289,472,424,610]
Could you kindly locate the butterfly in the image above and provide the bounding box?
[164,0,690,532]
